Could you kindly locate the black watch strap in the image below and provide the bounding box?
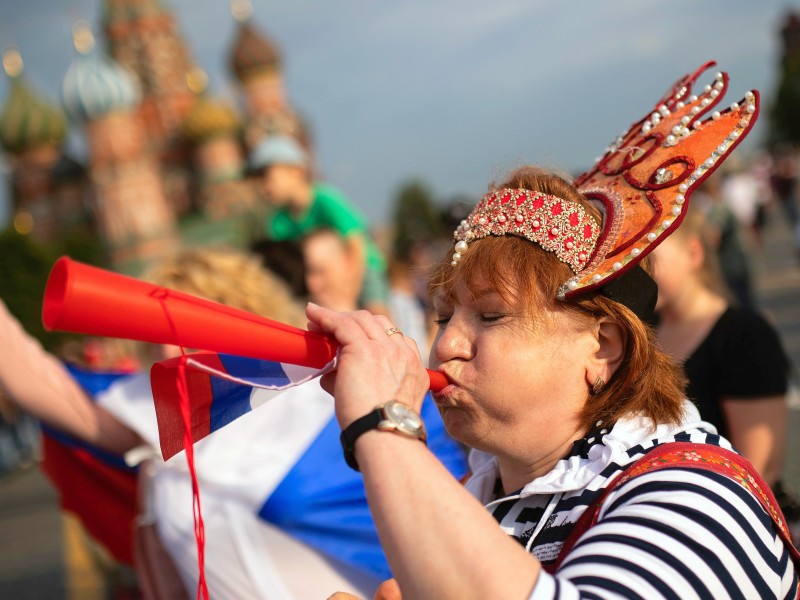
[340,408,384,471]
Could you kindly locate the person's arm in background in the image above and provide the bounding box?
[0,298,142,454]
[723,395,787,487]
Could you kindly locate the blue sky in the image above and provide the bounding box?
[0,0,796,229]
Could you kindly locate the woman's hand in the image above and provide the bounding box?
[327,578,402,600]
[305,302,429,429]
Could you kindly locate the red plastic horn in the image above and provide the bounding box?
[42,257,447,390]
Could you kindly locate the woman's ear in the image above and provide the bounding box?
[585,318,626,390]
[686,235,706,272]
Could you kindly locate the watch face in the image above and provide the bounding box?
[384,401,423,435]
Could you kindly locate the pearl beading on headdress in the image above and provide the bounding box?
[452,188,600,273]
[561,61,760,300]
[450,62,759,306]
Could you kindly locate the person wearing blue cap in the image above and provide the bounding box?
[249,135,390,315]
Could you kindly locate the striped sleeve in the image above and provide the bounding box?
[530,467,799,600]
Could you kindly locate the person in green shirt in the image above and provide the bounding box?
[248,135,389,314]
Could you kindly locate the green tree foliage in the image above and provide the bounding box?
[391,180,443,261]
[768,15,800,148]
[768,56,800,148]
[0,228,59,349]
[61,228,107,268]
[0,228,100,351]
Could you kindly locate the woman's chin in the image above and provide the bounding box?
[438,407,474,444]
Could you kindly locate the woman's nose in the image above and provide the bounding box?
[431,319,472,365]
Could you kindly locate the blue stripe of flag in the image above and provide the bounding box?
[209,355,294,433]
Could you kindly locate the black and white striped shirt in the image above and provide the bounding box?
[465,405,799,599]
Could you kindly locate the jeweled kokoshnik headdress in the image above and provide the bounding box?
[453,61,759,322]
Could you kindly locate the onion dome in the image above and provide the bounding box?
[228,1,282,82]
[0,50,67,154]
[61,24,141,123]
[184,95,240,142]
[183,67,240,142]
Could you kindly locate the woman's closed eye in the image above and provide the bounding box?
[433,316,451,327]
[480,314,505,323]
[435,313,507,327]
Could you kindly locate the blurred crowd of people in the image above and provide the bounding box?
[0,134,472,598]
[1,134,799,598]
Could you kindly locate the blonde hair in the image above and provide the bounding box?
[144,246,307,328]
[429,167,686,433]
[667,200,729,298]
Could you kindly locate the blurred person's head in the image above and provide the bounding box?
[441,198,474,234]
[248,135,312,211]
[302,228,359,311]
[720,151,745,176]
[142,246,307,361]
[387,256,412,288]
[651,202,727,314]
[250,238,308,300]
[699,171,722,200]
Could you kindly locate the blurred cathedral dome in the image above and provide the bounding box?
[228,1,282,82]
[61,24,141,122]
[184,94,240,143]
[0,50,67,155]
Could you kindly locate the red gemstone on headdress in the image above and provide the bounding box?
[584,224,593,238]
[532,197,544,209]
[499,192,512,204]
[569,212,579,227]
[551,203,563,216]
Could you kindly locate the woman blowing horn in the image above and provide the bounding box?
[314,64,799,599]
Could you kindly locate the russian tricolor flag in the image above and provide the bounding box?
[151,352,334,460]
[147,351,468,584]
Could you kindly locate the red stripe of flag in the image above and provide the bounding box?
[151,353,227,459]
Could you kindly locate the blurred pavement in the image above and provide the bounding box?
[754,205,800,491]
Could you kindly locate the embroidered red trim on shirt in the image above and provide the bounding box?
[545,442,800,576]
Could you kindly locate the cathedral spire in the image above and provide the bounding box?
[102,0,197,145]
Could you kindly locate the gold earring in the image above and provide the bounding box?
[591,376,605,395]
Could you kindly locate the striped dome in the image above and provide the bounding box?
[229,21,281,82]
[62,50,140,122]
[184,95,240,142]
[0,76,67,154]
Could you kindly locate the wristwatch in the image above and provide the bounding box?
[340,400,427,471]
